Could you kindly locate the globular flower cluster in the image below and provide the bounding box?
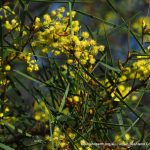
[121,46,150,81]
[31,7,105,66]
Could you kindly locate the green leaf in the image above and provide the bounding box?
[68,2,73,35]
[99,62,121,72]
[126,115,143,139]
[13,70,41,84]
[85,24,94,39]
[106,0,146,53]
[117,111,126,139]
[75,9,116,27]
[59,83,70,112]
[0,143,15,150]
[31,0,91,3]
[80,63,106,90]
[0,2,3,58]
[109,11,141,35]
[19,0,34,21]
[4,122,32,137]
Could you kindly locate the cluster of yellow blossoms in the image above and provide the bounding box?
[0,106,17,126]
[103,46,150,102]
[31,7,105,66]
[118,46,150,81]
[45,126,91,150]
[0,106,10,120]
[33,100,93,149]
[6,52,39,72]
[1,6,105,75]
[18,53,39,72]
[110,83,131,102]
[45,126,70,149]
[34,101,49,122]
[68,95,80,104]
[102,78,138,102]
[0,57,11,86]
[115,133,132,145]
[2,5,28,36]
[1,5,28,34]
[1,6,38,73]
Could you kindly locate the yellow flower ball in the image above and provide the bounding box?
[125,133,131,141]
[89,40,96,46]
[115,135,122,142]
[118,84,125,92]
[80,139,87,145]
[67,59,73,64]
[68,97,73,103]
[86,147,92,150]
[89,58,96,64]
[67,11,76,18]
[27,66,33,72]
[60,142,66,148]
[45,135,51,141]
[131,95,138,101]
[0,113,4,118]
[81,32,89,39]
[99,45,105,51]
[57,13,63,19]
[43,14,51,21]
[34,114,41,121]
[42,48,49,53]
[73,96,79,103]
[4,107,10,113]
[68,132,76,139]
[51,10,57,16]
[81,59,87,65]
[53,131,59,137]
[54,126,60,132]
[57,7,65,13]
[4,21,12,30]
[74,51,82,58]
[59,135,65,140]
[5,65,11,71]
[34,64,39,71]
